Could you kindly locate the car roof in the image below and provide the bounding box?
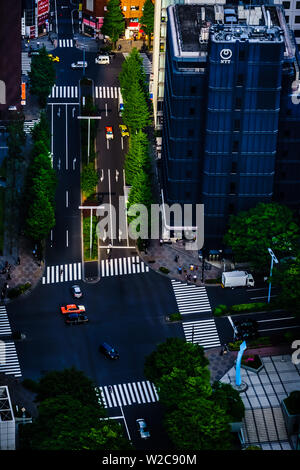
[68,313,79,318]
[102,342,113,350]
[105,126,112,131]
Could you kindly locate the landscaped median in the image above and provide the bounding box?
[79,81,100,265]
[213,302,275,317]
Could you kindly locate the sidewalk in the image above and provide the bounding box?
[140,239,224,286]
[0,237,44,299]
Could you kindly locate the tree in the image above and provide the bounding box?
[119,48,147,99]
[25,191,55,241]
[164,396,232,450]
[273,254,300,316]
[124,130,150,185]
[224,202,300,272]
[35,367,100,407]
[140,0,155,48]
[144,337,209,384]
[122,83,151,133]
[81,163,99,194]
[28,46,56,108]
[211,382,245,422]
[101,0,125,49]
[31,111,50,147]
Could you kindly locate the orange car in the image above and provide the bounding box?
[60,304,86,315]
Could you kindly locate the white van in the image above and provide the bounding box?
[71,61,88,69]
[95,55,110,65]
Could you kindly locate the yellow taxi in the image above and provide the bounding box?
[119,124,129,137]
[48,54,60,62]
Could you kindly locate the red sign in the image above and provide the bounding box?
[38,0,49,17]
[38,12,48,26]
[30,26,36,38]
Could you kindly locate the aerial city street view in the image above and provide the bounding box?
[0,0,300,457]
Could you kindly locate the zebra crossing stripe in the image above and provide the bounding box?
[171,280,212,314]
[48,86,79,99]
[94,86,121,99]
[100,257,149,277]
[59,39,74,47]
[97,381,158,408]
[0,342,22,377]
[182,319,221,349]
[42,262,82,284]
[0,307,12,336]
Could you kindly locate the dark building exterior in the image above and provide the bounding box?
[22,0,50,38]
[0,0,22,116]
[162,3,300,248]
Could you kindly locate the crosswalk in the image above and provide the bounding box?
[21,52,31,75]
[95,86,121,99]
[96,381,159,408]
[182,319,221,349]
[48,85,78,99]
[58,39,74,48]
[171,280,211,315]
[23,119,40,135]
[0,306,22,377]
[42,262,82,284]
[123,52,152,75]
[0,306,12,337]
[100,256,149,277]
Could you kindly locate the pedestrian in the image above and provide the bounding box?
[159,239,163,246]
[108,385,113,393]
[190,264,194,271]
[174,255,179,263]
[193,274,197,282]
[177,265,182,274]
[17,257,20,265]
[6,273,11,280]
[60,268,63,275]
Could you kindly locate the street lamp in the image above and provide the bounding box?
[267,248,279,303]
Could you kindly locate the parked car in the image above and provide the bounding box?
[71,285,82,299]
[98,49,116,59]
[65,313,89,325]
[95,55,110,65]
[136,419,150,439]
[99,342,119,360]
[60,304,85,315]
[105,126,114,140]
[234,319,258,341]
[119,124,129,137]
[28,50,40,57]
[71,61,88,69]
[48,54,60,62]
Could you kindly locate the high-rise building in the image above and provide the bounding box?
[162,3,300,247]
[0,0,22,116]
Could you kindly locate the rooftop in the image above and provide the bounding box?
[169,3,293,57]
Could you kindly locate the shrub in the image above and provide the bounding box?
[228,340,243,351]
[213,304,228,316]
[169,313,182,322]
[241,355,262,370]
[284,391,300,415]
[230,302,267,313]
[244,445,262,450]
[7,287,21,299]
[159,267,170,274]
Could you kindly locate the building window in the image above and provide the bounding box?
[297,1,300,8]
[187,149,193,157]
[295,16,300,23]
[229,182,236,194]
[161,16,166,22]
[86,0,94,11]
[281,171,286,179]
[190,86,197,94]
[281,150,288,158]
[237,74,244,86]
[295,30,300,37]
[188,129,194,137]
[130,6,139,10]
[185,191,191,198]
[282,1,290,9]
[123,6,127,11]
[160,42,165,52]
[186,171,192,178]
[233,119,240,131]
[228,203,235,214]
[235,97,242,109]
[189,107,195,115]
[232,141,239,153]
[231,161,237,173]
[285,15,289,23]
[284,129,291,137]
[239,49,245,61]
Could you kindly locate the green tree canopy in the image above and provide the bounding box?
[101,0,125,48]
[122,83,151,133]
[81,162,99,194]
[273,253,300,316]
[224,202,300,272]
[212,382,245,422]
[25,190,55,241]
[124,130,150,186]
[119,48,147,99]
[140,0,155,48]
[164,397,232,450]
[144,337,209,384]
[28,46,56,108]
[31,111,50,147]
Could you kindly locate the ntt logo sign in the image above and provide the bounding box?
[220,48,232,63]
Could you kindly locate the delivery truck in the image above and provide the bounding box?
[222,271,254,288]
